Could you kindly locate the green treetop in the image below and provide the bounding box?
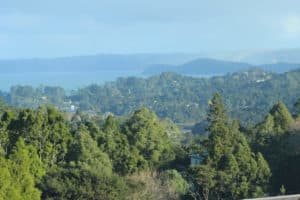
[67,125,112,174]
[124,107,175,169]
[294,98,300,116]
[191,93,271,200]
[269,102,293,134]
[98,116,137,174]
[0,139,45,200]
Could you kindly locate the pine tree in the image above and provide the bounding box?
[98,116,137,174]
[207,92,227,127]
[206,92,231,164]
[7,107,72,167]
[269,102,293,134]
[0,157,14,200]
[191,93,271,200]
[252,102,294,157]
[254,114,275,146]
[8,139,44,200]
[67,125,112,174]
[124,107,175,170]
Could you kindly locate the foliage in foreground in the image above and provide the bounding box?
[0,93,299,199]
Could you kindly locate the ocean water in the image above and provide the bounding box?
[0,70,142,91]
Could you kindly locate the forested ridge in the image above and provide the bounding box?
[0,92,300,199]
[3,68,300,128]
[71,68,300,126]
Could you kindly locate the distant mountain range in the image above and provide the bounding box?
[1,51,300,90]
[0,53,198,72]
[0,54,198,90]
[143,58,252,75]
[143,58,300,75]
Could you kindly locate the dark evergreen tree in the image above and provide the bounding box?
[294,98,300,116]
[190,93,271,200]
[98,116,137,174]
[67,125,112,174]
[124,107,175,170]
[3,139,44,200]
[269,102,293,134]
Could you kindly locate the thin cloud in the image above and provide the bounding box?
[280,14,300,38]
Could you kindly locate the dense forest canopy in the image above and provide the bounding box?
[2,68,300,129]
[0,92,300,199]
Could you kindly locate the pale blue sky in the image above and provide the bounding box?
[1,0,300,59]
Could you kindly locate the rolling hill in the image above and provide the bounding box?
[143,58,300,76]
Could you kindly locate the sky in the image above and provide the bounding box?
[1,0,300,59]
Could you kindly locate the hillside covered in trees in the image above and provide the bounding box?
[3,68,300,128]
[0,92,300,199]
